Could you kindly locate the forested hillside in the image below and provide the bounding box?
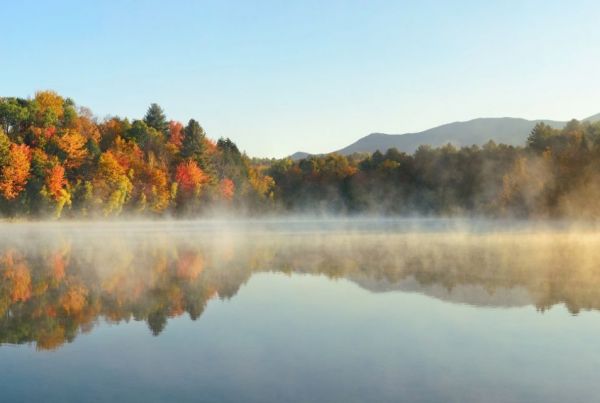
[270,120,600,217]
[0,91,275,217]
[1,91,600,218]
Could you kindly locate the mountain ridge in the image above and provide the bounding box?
[291,115,598,159]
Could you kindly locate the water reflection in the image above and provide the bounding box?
[1,222,600,350]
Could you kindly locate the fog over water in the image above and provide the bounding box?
[2,218,600,402]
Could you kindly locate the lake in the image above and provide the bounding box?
[1,219,600,403]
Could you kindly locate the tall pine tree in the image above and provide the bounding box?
[181,119,206,166]
[143,103,168,136]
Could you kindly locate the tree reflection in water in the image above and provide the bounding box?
[1,223,600,350]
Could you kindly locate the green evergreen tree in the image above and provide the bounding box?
[527,122,557,152]
[126,120,152,145]
[143,103,168,135]
[181,119,206,165]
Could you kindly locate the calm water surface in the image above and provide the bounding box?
[1,219,600,403]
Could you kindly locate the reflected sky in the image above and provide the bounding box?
[1,220,600,402]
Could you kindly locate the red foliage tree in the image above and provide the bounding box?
[175,160,207,192]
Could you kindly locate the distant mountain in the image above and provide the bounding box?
[290,116,571,159]
[289,151,311,160]
[336,117,566,156]
[583,112,600,122]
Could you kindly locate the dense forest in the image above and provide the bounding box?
[1,91,600,218]
[0,91,274,217]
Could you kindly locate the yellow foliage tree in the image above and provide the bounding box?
[58,129,88,169]
[34,90,64,122]
[94,151,133,215]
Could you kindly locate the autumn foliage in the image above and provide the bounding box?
[0,144,31,200]
[0,91,275,218]
[8,90,600,219]
[57,129,88,169]
[175,160,207,192]
[47,165,66,200]
[220,178,235,200]
[169,121,184,148]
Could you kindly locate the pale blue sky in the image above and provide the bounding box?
[2,0,600,157]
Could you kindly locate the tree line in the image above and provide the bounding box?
[1,90,600,218]
[269,119,600,217]
[0,91,274,217]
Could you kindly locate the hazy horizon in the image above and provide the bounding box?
[4,0,600,157]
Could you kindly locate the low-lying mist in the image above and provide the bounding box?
[1,218,600,350]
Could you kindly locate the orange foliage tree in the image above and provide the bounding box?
[47,165,66,200]
[175,160,207,193]
[76,113,101,143]
[44,163,72,217]
[169,121,184,148]
[220,178,235,200]
[0,144,31,200]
